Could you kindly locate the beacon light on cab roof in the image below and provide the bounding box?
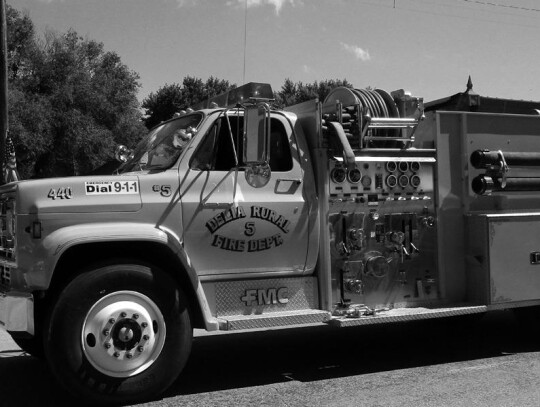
[192,82,274,110]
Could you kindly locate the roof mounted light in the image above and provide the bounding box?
[192,82,274,110]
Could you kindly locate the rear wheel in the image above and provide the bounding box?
[44,262,192,405]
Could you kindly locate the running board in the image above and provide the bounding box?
[329,305,488,328]
[218,309,331,331]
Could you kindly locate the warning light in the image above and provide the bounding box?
[192,82,274,110]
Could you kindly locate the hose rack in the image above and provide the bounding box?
[322,87,424,150]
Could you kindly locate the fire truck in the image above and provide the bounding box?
[0,80,540,404]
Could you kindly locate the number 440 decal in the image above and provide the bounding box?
[48,187,73,200]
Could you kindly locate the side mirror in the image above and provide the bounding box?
[243,103,271,188]
[114,145,132,163]
[243,103,270,165]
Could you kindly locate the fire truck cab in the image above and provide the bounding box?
[1,81,540,404]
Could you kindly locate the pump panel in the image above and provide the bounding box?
[328,155,439,313]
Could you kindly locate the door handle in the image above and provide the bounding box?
[277,178,302,185]
[275,178,302,194]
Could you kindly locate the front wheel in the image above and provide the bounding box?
[44,263,192,405]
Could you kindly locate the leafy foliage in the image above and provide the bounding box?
[7,5,147,178]
[274,78,354,107]
[142,76,235,129]
[5,5,357,178]
[142,77,354,130]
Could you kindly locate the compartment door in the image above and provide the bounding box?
[488,216,540,304]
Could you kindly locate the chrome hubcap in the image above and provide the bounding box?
[82,291,166,378]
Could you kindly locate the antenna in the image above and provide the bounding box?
[243,0,247,84]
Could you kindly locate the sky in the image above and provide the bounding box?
[7,0,540,104]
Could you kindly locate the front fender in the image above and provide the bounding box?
[19,222,219,331]
[22,223,195,289]
[45,222,169,256]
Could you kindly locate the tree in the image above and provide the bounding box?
[274,78,297,107]
[142,76,235,129]
[6,6,35,82]
[274,78,354,107]
[7,5,147,178]
[140,83,184,130]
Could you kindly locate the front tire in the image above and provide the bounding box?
[44,262,192,405]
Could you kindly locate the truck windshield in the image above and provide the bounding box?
[119,113,204,173]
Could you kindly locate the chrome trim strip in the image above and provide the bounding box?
[199,270,307,282]
[330,305,487,328]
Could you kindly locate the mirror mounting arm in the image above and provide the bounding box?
[222,109,240,168]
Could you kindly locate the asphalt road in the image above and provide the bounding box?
[0,310,539,407]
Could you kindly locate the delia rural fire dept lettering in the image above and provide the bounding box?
[205,205,291,252]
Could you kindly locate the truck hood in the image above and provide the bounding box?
[6,175,142,215]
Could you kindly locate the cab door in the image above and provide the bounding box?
[179,112,310,277]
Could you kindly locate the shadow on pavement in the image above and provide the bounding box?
[0,310,537,406]
[168,310,539,397]
[0,351,78,406]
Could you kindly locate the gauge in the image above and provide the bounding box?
[348,168,362,184]
[410,175,421,188]
[386,174,397,188]
[386,161,397,172]
[398,161,409,172]
[361,175,372,188]
[331,167,346,183]
[398,174,409,187]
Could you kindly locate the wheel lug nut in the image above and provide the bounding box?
[104,343,111,349]
[113,352,120,358]
[141,322,148,328]
[109,318,116,324]
[126,353,133,359]
[137,346,144,352]
[143,335,149,341]
[120,312,127,318]
[133,313,139,320]
[102,329,110,336]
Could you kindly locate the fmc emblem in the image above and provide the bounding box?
[241,287,289,307]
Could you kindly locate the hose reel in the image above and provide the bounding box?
[321,87,423,151]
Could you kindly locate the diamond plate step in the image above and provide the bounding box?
[329,305,488,327]
[219,309,331,331]
[213,277,319,317]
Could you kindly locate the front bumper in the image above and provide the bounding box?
[0,292,34,335]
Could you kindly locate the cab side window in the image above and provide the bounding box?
[190,116,293,172]
[190,116,240,171]
[268,122,292,172]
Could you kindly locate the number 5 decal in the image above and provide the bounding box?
[244,222,256,237]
